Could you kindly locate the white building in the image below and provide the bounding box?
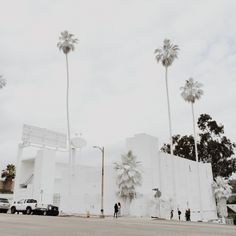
[14,132,217,221]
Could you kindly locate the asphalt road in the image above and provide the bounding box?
[0,214,235,236]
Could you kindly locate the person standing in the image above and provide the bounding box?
[177,208,181,220]
[188,208,191,221]
[170,210,173,220]
[185,208,191,221]
[114,203,118,218]
[185,209,188,221]
[118,202,121,217]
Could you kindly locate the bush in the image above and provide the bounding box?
[228,212,236,225]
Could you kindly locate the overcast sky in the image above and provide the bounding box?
[0,0,236,167]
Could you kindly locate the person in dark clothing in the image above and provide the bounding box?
[187,208,191,221]
[114,203,118,218]
[177,208,181,220]
[185,208,191,221]
[170,210,173,220]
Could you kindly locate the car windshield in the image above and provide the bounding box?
[0,198,9,203]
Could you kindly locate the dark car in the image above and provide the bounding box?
[33,204,59,216]
[45,205,59,216]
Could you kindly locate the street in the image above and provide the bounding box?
[0,214,235,236]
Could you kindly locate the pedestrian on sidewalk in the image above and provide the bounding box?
[185,208,191,221]
[177,208,181,220]
[188,208,191,221]
[170,210,173,220]
[118,202,121,217]
[114,203,118,218]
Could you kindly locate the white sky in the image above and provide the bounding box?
[1,0,236,167]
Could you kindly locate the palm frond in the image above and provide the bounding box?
[57,30,78,54]
[180,78,203,103]
[212,176,232,200]
[154,39,179,67]
[114,151,142,202]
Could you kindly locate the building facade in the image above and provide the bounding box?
[13,133,217,221]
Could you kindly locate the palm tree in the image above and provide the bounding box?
[212,176,232,222]
[155,39,179,156]
[1,164,15,192]
[0,76,6,89]
[114,151,142,215]
[180,78,203,162]
[181,78,203,220]
[155,39,179,218]
[57,31,78,182]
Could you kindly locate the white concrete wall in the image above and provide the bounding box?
[126,133,217,221]
[13,133,217,221]
[33,149,56,204]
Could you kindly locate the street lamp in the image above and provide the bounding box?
[93,145,105,218]
[40,189,44,203]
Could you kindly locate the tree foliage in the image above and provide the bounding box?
[212,176,232,200]
[57,30,78,54]
[154,39,179,67]
[229,179,236,193]
[114,151,142,202]
[161,114,236,178]
[1,164,15,181]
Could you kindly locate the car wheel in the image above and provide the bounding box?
[11,207,16,214]
[26,207,32,215]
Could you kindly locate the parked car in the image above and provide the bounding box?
[0,198,10,213]
[34,204,59,216]
[10,198,59,216]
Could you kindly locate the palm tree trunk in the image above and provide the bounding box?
[191,102,203,221]
[65,53,72,194]
[165,66,173,156]
[191,102,198,162]
[4,178,13,192]
[165,66,176,218]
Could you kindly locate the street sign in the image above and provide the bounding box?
[22,124,67,149]
[152,188,162,198]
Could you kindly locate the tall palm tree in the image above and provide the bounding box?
[180,78,203,162]
[155,39,179,219]
[180,78,203,220]
[0,76,6,89]
[57,31,78,186]
[155,39,179,156]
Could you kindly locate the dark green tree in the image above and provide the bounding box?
[1,164,15,192]
[229,179,236,193]
[161,114,236,178]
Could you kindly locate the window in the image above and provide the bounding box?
[0,198,9,203]
[27,199,37,203]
